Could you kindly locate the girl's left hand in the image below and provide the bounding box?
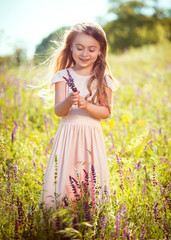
[78,96,88,109]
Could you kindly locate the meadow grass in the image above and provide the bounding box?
[0,41,171,239]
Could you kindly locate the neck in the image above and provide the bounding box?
[72,65,93,76]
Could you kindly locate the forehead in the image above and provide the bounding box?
[72,32,100,48]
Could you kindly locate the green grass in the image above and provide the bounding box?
[0,41,171,239]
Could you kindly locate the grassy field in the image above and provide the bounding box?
[0,41,171,239]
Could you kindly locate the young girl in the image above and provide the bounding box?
[39,22,119,209]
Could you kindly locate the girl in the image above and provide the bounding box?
[39,22,120,209]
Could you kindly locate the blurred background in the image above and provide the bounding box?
[0,0,171,67]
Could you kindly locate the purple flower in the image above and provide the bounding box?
[153,201,159,219]
[91,165,96,184]
[140,224,145,239]
[11,120,18,143]
[83,200,91,220]
[69,176,80,201]
[62,70,78,92]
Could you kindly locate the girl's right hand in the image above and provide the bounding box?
[68,91,80,105]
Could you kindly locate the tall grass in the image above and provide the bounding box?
[0,41,171,239]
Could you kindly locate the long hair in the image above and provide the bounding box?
[52,22,113,112]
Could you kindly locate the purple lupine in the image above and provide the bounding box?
[100,212,106,239]
[143,139,153,153]
[91,165,96,184]
[153,201,159,220]
[83,169,89,186]
[115,213,121,237]
[122,203,128,224]
[122,227,130,240]
[69,175,80,201]
[83,200,91,221]
[62,196,69,207]
[11,120,18,143]
[162,200,166,214]
[16,197,24,226]
[62,70,78,92]
[162,222,167,236]
[91,165,96,217]
[140,224,145,239]
[14,220,19,240]
[6,168,11,193]
[152,165,158,186]
[136,161,141,170]
[33,178,42,185]
[164,133,167,144]
[41,163,45,174]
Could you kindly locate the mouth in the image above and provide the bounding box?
[79,58,90,63]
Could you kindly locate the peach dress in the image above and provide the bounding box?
[39,67,119,209]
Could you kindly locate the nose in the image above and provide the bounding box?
[82,48,88,56]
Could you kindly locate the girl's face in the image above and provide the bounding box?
[71,33,101,72]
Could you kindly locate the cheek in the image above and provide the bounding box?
[72,49,80,58]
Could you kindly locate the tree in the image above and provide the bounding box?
[103,0,171,52]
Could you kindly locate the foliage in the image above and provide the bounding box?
[0,42,171,239]
[32,0,171,58]
[0,48,27,68]
[104,0,171,52]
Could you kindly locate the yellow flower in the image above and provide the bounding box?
[121,113,133,123]
[107,119,115,129]
[138,119,146,126]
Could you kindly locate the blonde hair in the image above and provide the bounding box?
[51,22,113,112]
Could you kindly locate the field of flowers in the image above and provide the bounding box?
[0,41,171,239]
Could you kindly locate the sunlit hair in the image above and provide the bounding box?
[51,22,114,113]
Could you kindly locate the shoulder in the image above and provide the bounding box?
[104,74,120,92]
[50,68,69,90]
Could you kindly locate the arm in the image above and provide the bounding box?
[78,87,112,119]
[54,81,80,117]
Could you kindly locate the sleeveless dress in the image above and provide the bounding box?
[39,67,120,209]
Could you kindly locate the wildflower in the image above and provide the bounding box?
[6,169,11,193]
[100,212,106,228]
[138,119,146,126]
[143,139,153,153]
[115,213,121,236]
[164,133,167,144]
[107,119,115,129]
[152,164,158,186]
[135,161,141,170]
[123,227,130,239]
[153,202,159,219]
[121,113,133,124]
[11,120,18,143]
[69,176,80,201]
[140,224,145,239]
[90,165,96,217]
[63,70,78,92]
[83,200,91,221]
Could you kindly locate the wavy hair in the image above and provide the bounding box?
[52,22,114,112]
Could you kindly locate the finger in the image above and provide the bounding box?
[71,91,80,96]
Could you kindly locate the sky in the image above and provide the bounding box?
[0,0,171,59]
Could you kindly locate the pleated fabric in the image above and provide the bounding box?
[39,68,119,209]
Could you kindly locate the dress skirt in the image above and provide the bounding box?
[39,113,110,209]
